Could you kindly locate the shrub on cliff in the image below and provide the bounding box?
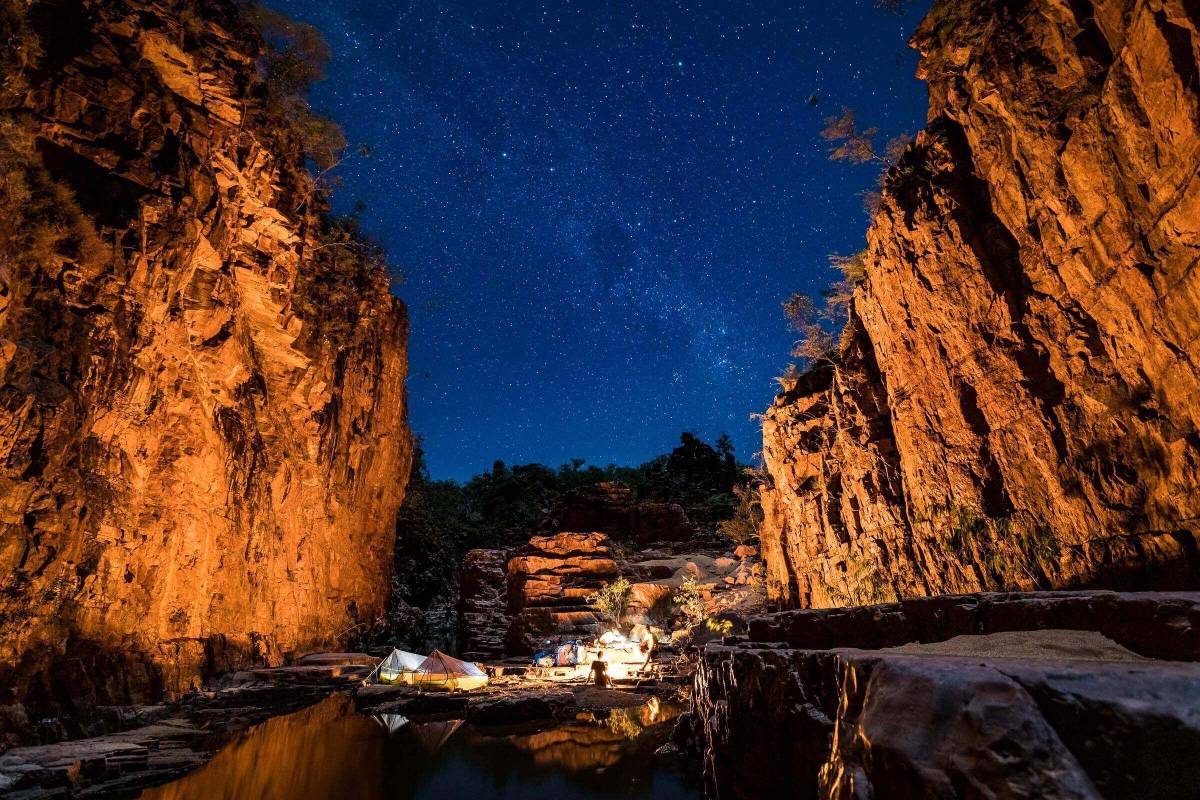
[0,129,107,291]
[717,478,764,545]
[242,4,346,171]
[292,214,391,348]
[783,291,836,365]
[821,105,913,214]
[821,107,912,169]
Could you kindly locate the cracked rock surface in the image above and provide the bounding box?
[0,0,411,729]
[759,0,1200,609]
[689,591,1200,800]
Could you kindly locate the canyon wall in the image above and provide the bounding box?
[0,0,411,717]
[761,0,1200,608]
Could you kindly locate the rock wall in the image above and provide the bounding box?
[0,0,411,718]
[688,591,1200,799]
[505,533,617,654]
[457,484,765,658]
[761,0,1200,608]
[457,549,512,661]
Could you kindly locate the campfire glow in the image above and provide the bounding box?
[532,629,653,683]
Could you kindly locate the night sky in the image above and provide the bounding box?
[269,0,932,480]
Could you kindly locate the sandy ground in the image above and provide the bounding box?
[881,629,1149,662]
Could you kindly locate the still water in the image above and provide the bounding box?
[139,694,699,800]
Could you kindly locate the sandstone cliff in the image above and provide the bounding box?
[761,0,1200,608]
[0,0,411,718]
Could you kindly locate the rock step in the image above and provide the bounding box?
[293,652,377,667]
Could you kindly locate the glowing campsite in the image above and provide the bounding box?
[368,649,489,691]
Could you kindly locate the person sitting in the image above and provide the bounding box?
[590,658,609,688]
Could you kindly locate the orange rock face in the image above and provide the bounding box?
[761,0,1200,608]
[0,0,411,709]
[506,533,618,653]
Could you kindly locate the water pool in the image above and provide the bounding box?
[138,694,699,800]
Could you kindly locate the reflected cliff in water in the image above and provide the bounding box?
[507,696,685,773]
[139,695,696,800]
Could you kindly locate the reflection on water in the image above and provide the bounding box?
[140,695,697,800]
[508,697,686,774]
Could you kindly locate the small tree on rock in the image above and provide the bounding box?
[673,575,706,628]
[821,107,913,213]
[783,292,835,364]
[590,576,631,626]
[717,478,764,546]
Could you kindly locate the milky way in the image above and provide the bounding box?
[269,0,931,479]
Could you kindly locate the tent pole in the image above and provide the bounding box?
[364,657,385,686]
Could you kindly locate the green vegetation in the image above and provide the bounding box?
[291,213,393,348]
[0,3,106,281]
[830,250,868,285]
[821,107,913,171]
[589,577,632,625]
[0,132,107,283]
[778,247,875,380]
[824,106,913,215]
[716,475,764,545]
[673,575,706,627]
[385,431,751,649]
[918,502,1062,591]
[242,4,346,171]
[782,291,836,364]
[776,103,916,384]
[1,0,38,105]
[826,550,891,606]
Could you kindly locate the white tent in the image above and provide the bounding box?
[412,650,489,691]
[372,713,410,734]
[373,648,426,684]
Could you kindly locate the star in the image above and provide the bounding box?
[276,0,930,479]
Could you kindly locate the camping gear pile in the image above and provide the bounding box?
[530,628,654,682]
[368,648,489,692]
[532,640,586,668]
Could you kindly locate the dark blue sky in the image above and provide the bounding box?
[271,0,931,480]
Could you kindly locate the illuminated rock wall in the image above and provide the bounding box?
[0,0,411,713]
[761,0,1200,608]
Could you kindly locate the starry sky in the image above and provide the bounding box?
[270,0,932,481]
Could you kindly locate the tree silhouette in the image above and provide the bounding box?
[821,107,913,213]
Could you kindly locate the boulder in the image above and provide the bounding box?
[690,590,1200,799]
[504,533,619,654]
